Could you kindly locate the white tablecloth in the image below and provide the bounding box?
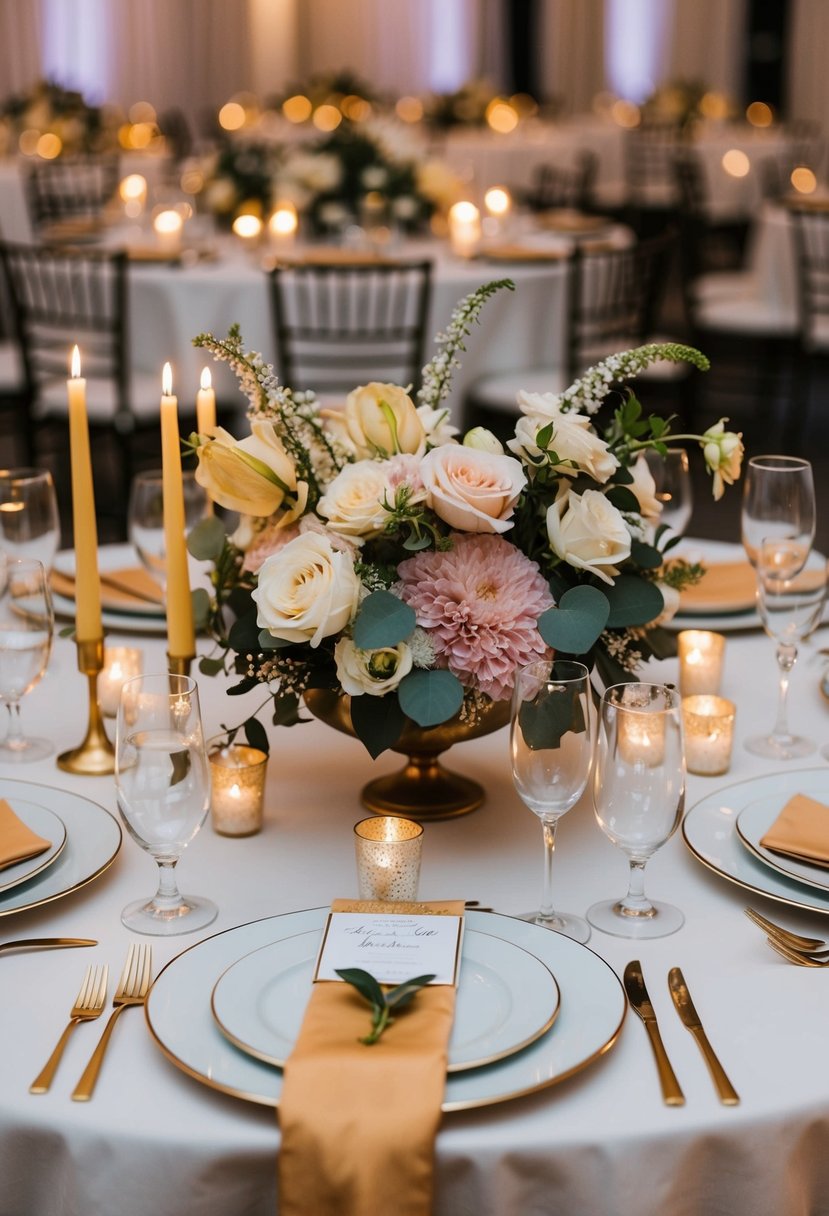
[2,541,829,1214]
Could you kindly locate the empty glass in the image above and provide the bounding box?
[115,673,216,935]
[745,542,827,760]
[588,682,685,939]
[510,659,593,942]
[741,455,815,571]
[644,447,693,536]
[0,557,54,762]
[0,469,60,570]
[127,470,209,588]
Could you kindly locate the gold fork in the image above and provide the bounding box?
[71,944,152,1102]
[765,937,829,967]
[744,907,826,953]
[29,964,109,1094]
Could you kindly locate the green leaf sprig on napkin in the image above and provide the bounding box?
[335,968,436,1045]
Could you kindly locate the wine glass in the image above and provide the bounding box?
[127,470,209,588]
[588,682,685,939]
[115,673,217,935]
[741,455,815,571]
[0,557,54,762]
[745,541,827,760]
[644,447,693,536]
[510,659,593,942]
[0,469,60,570]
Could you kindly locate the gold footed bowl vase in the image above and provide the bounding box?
[303,688,511,821]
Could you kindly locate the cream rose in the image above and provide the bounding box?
[508,396,619,483]
[317,461,392,540]
[253,532,361,647]
[463,426,504,454]
[334,638,413,696]
[344,383,426,457]
[421,445,526,533]
[629,455,662,522]
[195,420,306,520]
[546,489,631,585]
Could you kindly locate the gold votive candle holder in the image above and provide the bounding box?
[678,629,726,697]
[97,646,143,718]
[682,695,736,776]
[354,815,423,901]
[208,740,268,837]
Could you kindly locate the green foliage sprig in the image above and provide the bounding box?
[335,968,436,1045]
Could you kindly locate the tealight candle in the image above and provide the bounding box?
[354,815,423,901]
[97,647,143,718]
[617,710,667,767]
[153,208,184,253]
[268,202,298,253]
[484,186,512,218]
[448,200,481,258]
[208,741,269,836]
[232,213,263,249]
[119,173,147,219]
[678,630,725,697]
[682,695,736,776]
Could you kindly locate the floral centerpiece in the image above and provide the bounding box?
[640,80,735,131]
[187,282,742,810]
[0,79,122,158]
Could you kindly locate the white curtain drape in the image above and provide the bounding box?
[787,0,829,124]
[538,0,606,113]
[0,0,43,95]
[666,0,746,98]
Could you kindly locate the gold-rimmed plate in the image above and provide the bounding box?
[0,798,66,895]
[146,908,625,1112]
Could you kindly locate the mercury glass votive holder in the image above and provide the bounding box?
[97,646,144,718]
[678,629,726,697]
[208,740,268,837]
[354,815,424,901]
[682,695,736,776]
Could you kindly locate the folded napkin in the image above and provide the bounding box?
[536,209,608,233]
[51,566,164,613]
[760,794,829,867]
[678,561,757,615]
[478,243,568,262]
[278,898,464,1216]
[0,799,51,871]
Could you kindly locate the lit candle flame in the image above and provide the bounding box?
[162,362,173,396]
[200,367,212,391]
[70,344,81,378]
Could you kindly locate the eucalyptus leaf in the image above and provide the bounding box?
[398,669,464,727]
[606,485,641,514]
[336,967,386,1009]
[538,585,610,654]
[258,628,294,650]
[352,590,416,649]
[191,587,211,631]
[228,611,260,652]
[385,975,437,1009]
[350,692,406,758]
[630,539,663,570]
[198,655,225,677]
[187,515,227,561]
[244,716,270,754]
[604,575,665,628]
[518,685,587,750]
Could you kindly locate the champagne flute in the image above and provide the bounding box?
[741,455,815,571]
[115,673,217,935]
[0,557,54,762]
[510,659,593,942]
[588,682,685,939]
[127,470,209,588]
[643,448,693,536]
[745,542,826,760]
[0,469,60,570]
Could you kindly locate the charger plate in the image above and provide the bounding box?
[0,798,66,895]
[146,908,626,1112]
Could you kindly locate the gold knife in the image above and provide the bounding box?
[0,938,97,954]
[668,967,739,1105]
[623,960,685,1106]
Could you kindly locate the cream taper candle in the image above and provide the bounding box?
[160,362,195,661]
[196,366,216,437]
[67,345,102,642]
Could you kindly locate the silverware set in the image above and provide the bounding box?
[745,906,829,966]
[624,959,739,1106]
[28,943,153,1100]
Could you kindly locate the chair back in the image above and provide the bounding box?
[624,122,683,211]
[269,260,433,396]
[0,241,129,422]
[528,152,597,212]
[790,207,829,352]
[25,155,120,232]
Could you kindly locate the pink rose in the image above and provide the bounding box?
[420,445,526,534]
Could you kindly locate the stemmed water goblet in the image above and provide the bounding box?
[0,469,60,570]
[644,447,693,536]
[745,541,827,760]
[588,682,685,939]
[0,557,54,762]
[115,673,217,935]
[510,659,593,942]
[741,455,815,571]
[127,470,209,588]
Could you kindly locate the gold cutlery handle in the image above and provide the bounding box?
[643,1020,685,1106]
[71,1005,128,1102]
[690,1025,740,1105]
[30,1018,81,1094]
[0,938,97,955]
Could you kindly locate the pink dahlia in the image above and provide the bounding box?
[397,534,554,701]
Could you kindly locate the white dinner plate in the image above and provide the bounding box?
[146,908,626,1113]
[0,798,66,895]
[736,792,829,893]
[666,538,761,633]
[52,546,167,636]
[211,928,560,1074]
[0,779,122,916]
[683,768,829,914]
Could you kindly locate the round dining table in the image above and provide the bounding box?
[2,540,829,1215]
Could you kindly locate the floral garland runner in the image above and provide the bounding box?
[187,281,743,758]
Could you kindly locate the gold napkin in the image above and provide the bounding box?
[760,794,829,867]
[678,561,757,614]
[278,898,464,1216]
[0,799,51,870]
[51,566,164,613]
[478,243,568,262]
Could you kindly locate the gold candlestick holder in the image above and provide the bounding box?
[57,638,115,775]
[167,654,193,677]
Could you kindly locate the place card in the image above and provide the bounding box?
[314,911,463,987]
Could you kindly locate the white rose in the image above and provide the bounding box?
[416,404,459,448]
[317,461,392,540]
[253,532,361,647]
[463,426,504,454]
[345,383,426,457]
[334,638,413,696]
[546,489,631,585]
[508,396,619,483]
[421,445,526,534]
[629,455,662,522]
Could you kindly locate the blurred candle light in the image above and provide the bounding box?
[268,202,298,252]
[746,101,774,128]
[682,695,736,776]
[484,186,512,218]
[791,167,818,195]
[678,630,725,697]
[153,207,184,252]
[119,173,147,219]
[722,149,750,178]
[448,200,481,258]
[97,647,143,718]
[232,213,263,247]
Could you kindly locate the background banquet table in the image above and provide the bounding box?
[2,542,829,1215]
